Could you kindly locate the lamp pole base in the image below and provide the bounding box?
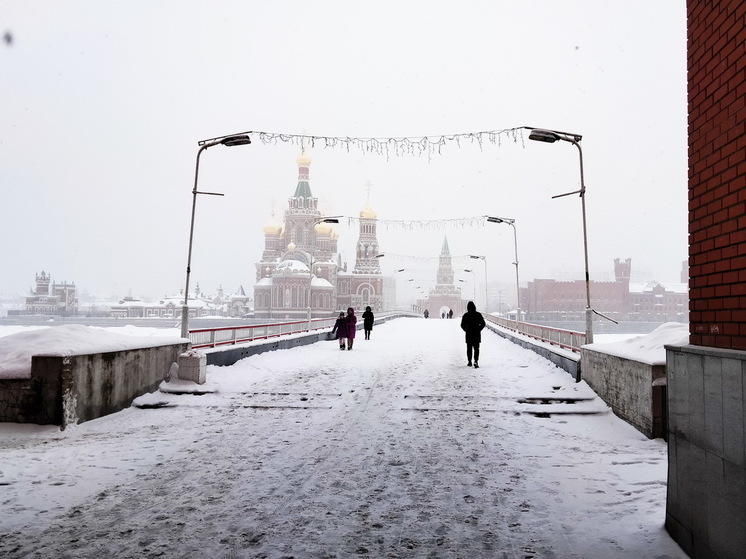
[181,306,190,339]
[585,307,594,345]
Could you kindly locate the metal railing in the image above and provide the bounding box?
[189,317,338,349]
[188,311,407,350]
[485,315,586,353]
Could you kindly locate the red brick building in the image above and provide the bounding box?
[522,258,688,322]
[665,3,745,557]
[687,2,745,348]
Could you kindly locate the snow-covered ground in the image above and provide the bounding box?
[0,318,684,558]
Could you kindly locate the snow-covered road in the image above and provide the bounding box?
[0,318,684,558]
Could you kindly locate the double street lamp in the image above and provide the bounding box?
[485,216,521,322]
[181,133,252,338]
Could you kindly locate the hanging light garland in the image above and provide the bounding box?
[334,215,488,231]
[200,128,526,160]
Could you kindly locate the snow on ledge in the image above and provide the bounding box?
[0,324,187,380]
[582,322,689,366]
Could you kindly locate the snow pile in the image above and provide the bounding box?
[583,322,689,365]
[0,324,187,379]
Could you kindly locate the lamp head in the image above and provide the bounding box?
[221,134,252,147]
[528,129,561,143]
[375,253,385,258]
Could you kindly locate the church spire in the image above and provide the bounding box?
[441,236,450,256]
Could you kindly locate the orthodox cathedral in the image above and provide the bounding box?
[253,154,388,319]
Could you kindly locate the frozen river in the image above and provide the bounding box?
[0,318,683,558]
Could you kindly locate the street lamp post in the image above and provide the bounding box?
[469,255,488,312]
[181,133,252,338]
[306,217,340,329]
[485,216,521,322]
[525,126,593,343]
[460,272,476,301]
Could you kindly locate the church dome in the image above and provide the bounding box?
[360,203,377,219]
[297,152,312,166]
[263,222,282,235]
[314,222,332,235]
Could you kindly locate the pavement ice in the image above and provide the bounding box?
[0,318,684,558]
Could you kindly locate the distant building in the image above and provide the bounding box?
[22,271,78,315]
[107,285,251,319]
[521,258,688,322]
[253,154,389,319]
[415,237,468,317]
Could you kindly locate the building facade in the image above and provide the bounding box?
[23,271,78,315]
[253,155,388,319]
[522,258,688,322]
[415,237,468,317]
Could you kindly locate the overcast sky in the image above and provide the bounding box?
[1,1,687,301]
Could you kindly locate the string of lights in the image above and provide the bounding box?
[336,215,488,231]
[200,128,526,160]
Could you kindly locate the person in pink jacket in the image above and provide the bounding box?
[345,307,357,350]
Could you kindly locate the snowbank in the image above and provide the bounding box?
[583,322,689,365]
[0,324,187,379]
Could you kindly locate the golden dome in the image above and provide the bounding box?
[297,152,312,166]
[263,222,282,235]
[314,222,332,235]
[359,203,377,219]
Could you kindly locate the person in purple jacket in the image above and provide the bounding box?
[345,307,357,350]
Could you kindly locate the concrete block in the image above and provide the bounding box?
[668,349,688,436]
[667,434,679,519]
[703,356,724,456]
[721,358,744,467]
[687,352,706,447]
[178,351,206,384]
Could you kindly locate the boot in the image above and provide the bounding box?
[474,362,479,369]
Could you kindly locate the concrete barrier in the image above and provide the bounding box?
[581,348,666,438]
[0,342,188,427]
[205,313,413,367]
[664,344,746,559]
[485,322,581,380]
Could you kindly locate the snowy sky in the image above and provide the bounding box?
[0,1,687,301]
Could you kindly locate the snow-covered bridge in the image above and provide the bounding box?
[0,318,683,558]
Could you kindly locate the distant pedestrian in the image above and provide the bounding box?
[362,305,374,340]
[448,308,453,319]
[346,307,357,350]
[332,312,347,350]
[441,312,445,319]
[424,309,429,319]
[460,301,485,368]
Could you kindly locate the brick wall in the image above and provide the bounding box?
[688,1,745,349]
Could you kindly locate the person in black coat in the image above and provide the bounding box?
[460,301,486,368]
[331,312,347,350]
[362,305,374,340]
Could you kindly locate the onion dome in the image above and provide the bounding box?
[359,203,377,219]
[314,222,332,235]
[297,152,312,166]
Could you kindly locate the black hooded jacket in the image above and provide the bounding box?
[460,301,485,344]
